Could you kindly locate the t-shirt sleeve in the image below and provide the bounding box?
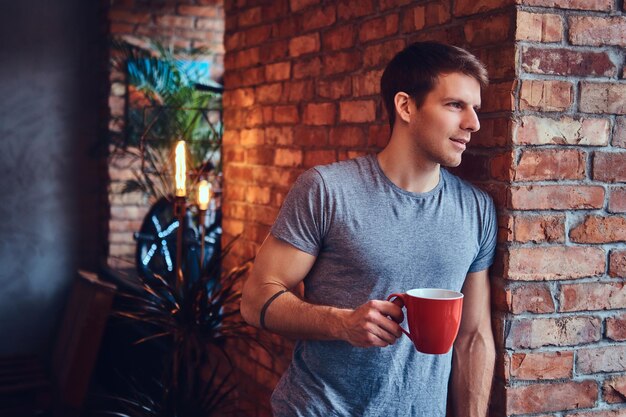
[468,195,497,273]
[270,168,328,256]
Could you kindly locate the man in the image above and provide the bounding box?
[241,41,497,417]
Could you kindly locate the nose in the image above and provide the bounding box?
[461,108,480,133]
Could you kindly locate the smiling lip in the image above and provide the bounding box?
[450,137,469,150]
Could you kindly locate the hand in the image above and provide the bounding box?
[339,300,404,348]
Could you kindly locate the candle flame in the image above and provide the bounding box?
[175,140,186,197]
[198,180,211,211]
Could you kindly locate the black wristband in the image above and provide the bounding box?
[259,289,288,331]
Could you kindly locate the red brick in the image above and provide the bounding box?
[506,246,605,280]
[403,3,450,32]
[481,81,515,112]
[607,313,626,341]
[516,12,563,42]
[265,62,291,82]
[521,47,616,77]
[510,185,605,210]
[604,375,626,404]
[507,317,601,349]
[273,105,299,124]
[284,80,315,102]
[245,148,274,165]
[293,126,327,147]
[379,0,412,9]
[520,0,612,10]
[359,14,398,43]
[289,0,319,12]
[264,127,294,146]
[322,24,356,51]
[569,16,626,46]
[581,83,626,114]
[615,117,626,148]
[233,47,260,68]
[507,351,573,380]
[301,6,336,31]
[519,80,573,111]
[238,7,262,27]
[513,214,565,243]
[229,88,255,107]
[303,150,337,168]
[368,124,390,148]
[453,0,512,16]
[577,345,626,374]
[303,102,336,125]
[339,100,376,123]
[515,149,586,181]
[611,250,626,278]
[514,116,609,146]
[256,83,282,104]
[240,25,272,47]
[507,283,555,313]
[472,117,512,148]
[239,67,265,86]
[609,188,626,213]
[506,381,597,415]
[464,13,511,46]
[108,10,151,24]
[594,152,626,182]
[241,128,265,147]
[178,4,218,17]
[274,148,303,168]
[329,126,365,148]
[223,183,246,201]
[322,51,362,76]
[489,151,513,181]
[155,15,195,28]
[246,185,273,206]
[363,39,406,68]
[571,216,626,243]
[289,33,320,57]
[248,205,279,226]
[293,56,321,79]
[560,283,626,312]
[474,45,516,81]
[352,69,383,97]
[317,77,351,100]
[223,145,245,163]
[337,0,375,19]
[260,40,289,62]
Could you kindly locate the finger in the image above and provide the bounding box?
[367,318,401,344]
[372,300,404,323]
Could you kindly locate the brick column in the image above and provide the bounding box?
[499,1,626,415]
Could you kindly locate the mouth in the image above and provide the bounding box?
[449,137,469,150]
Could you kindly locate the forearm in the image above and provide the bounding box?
[449,330,495,417]
[241,280,350,341]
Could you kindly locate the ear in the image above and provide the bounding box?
[394,92,412,124]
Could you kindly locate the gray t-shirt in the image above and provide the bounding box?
[270,154,497,417]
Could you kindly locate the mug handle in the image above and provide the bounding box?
[387,293,411,339]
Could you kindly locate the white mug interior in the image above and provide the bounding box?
[406,288,464,300]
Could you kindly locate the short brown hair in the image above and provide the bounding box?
[380,42,488,130]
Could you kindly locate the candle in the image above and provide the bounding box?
[197,180,211,211]
[174,140,186,197]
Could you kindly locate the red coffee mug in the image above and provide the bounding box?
[387,288,464,355]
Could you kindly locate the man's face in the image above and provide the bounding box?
[407,72,481,168]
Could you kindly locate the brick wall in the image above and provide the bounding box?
[107,0,224,264]
[498,1,626,415]
[222,1,516,415]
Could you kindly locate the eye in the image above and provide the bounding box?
[447,102,463,109]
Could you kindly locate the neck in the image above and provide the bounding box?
[377,131,441,194]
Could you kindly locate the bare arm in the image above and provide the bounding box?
[240,235,404,347]
[449,269,495,417]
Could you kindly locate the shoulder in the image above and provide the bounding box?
[442,169,494,209]
[308,155,374,189]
